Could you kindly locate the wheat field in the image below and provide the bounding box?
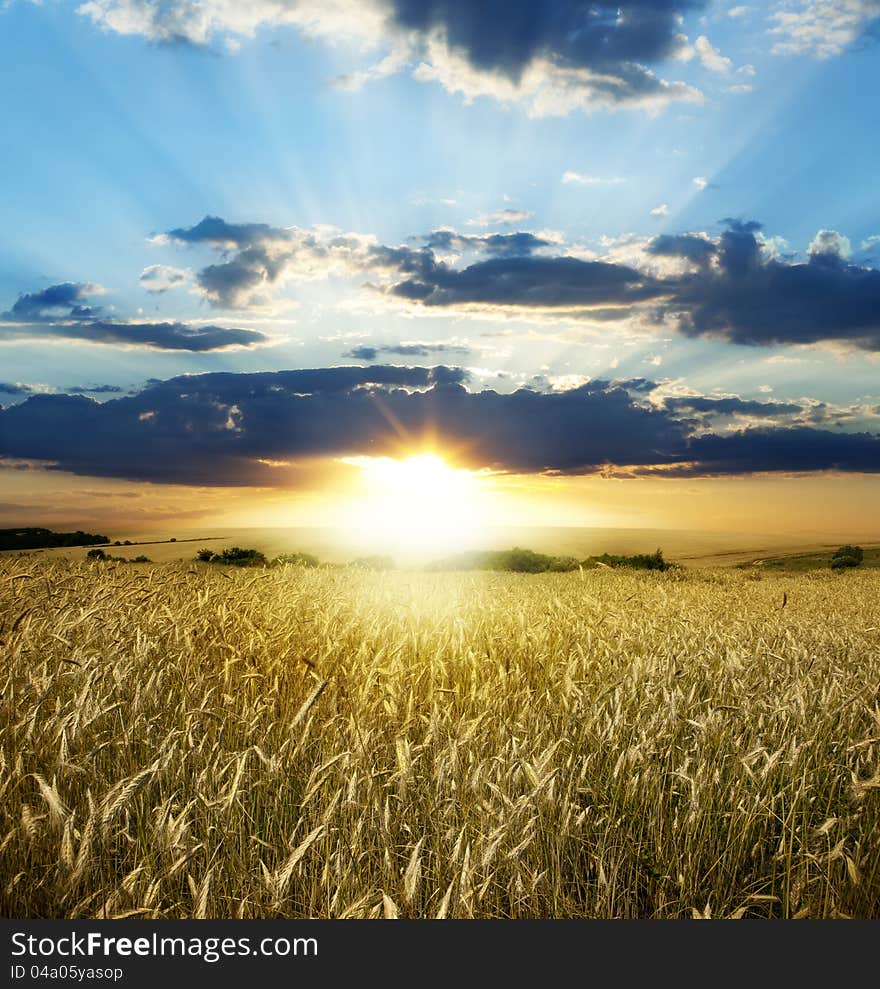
[1,559,879,919]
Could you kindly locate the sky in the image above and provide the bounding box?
[1,0,879,543]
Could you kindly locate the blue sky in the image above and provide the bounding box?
[1,0,879,529]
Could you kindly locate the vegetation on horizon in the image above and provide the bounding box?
[86,549,152,564]
[831,545,864,570]
[741,544,880,573]
[2,559,879,919]
[0,528,109,552]
[197,545,672,574]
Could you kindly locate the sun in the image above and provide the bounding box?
[338,452,490,559]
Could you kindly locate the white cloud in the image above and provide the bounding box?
[650,204,670,218]
[692,176,709,190]
[694,35,732,73]
[727,5,751,16]
[561,171,626,186]
[139,264,190,293]
[808,228,852,259]
[413,42,703,117]
[724,83,754,93]
[467,208,532,227]
[333,45,411,92]
[769,1,880,58]
[76,0,389,48]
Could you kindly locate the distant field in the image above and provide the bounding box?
[5,525,880,569]
[2,559,879,918]
[741,546,880,572]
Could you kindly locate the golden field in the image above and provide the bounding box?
[1,559,879,918]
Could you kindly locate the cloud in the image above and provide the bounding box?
[140,264,190,293]
[692,175,709,190]
[769,1,880,58]
[647,232,716,265]
[160,215,556,309]
[694,35,732,72]
[378,219,880,351]
[562,171,626,185]
[808,228,851,260]
[67,384,126,394]
[467,208,532,227]
[7,282,105,321]
[670,220,880,349]
[0,382,34,396]
[650,204,671,217]
[159,215,369,308]
[344,342,471,360]
[770,0,880,58]
[160,213,880,352]
[1,281,271,352]
[421,229,552,257]
[675,426,880,475]
[75,0,707,115]
[2,367,878,485]
[663,395,803,416]
[383,253,663,309]
[3,319,271,352]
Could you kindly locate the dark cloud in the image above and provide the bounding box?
[388,0,703,104]
[164,216,289,250]
[379,219,880,350]
[67,384,125,395]
[674,428,880,476]
[390,1,699,76]
[162,216,327,307]
[616,377,661,393]
[2,366,877,486]
[1,281,271,352]
[422,230,551,257]
[671,220,880,349]
[162,213,880,350]
[0,382,32,396]
[663,396,803,417]
[387,254,662,308]
[2,318,269,353]
[647,233,716,265]
[345,342,471,360]
[6,282,101,321]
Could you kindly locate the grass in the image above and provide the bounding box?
[1,559,880,919]
[742,547,880,573]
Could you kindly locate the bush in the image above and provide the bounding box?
[86,548,108,560]
[131,555,152,563]
[591,549,670,572]
[195,546,267,567]
[271,553,320,568]
[831,545,863,570]
[217,547,268,567]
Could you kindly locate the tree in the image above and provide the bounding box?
[217,547,268,567]
[831,545,863,570]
